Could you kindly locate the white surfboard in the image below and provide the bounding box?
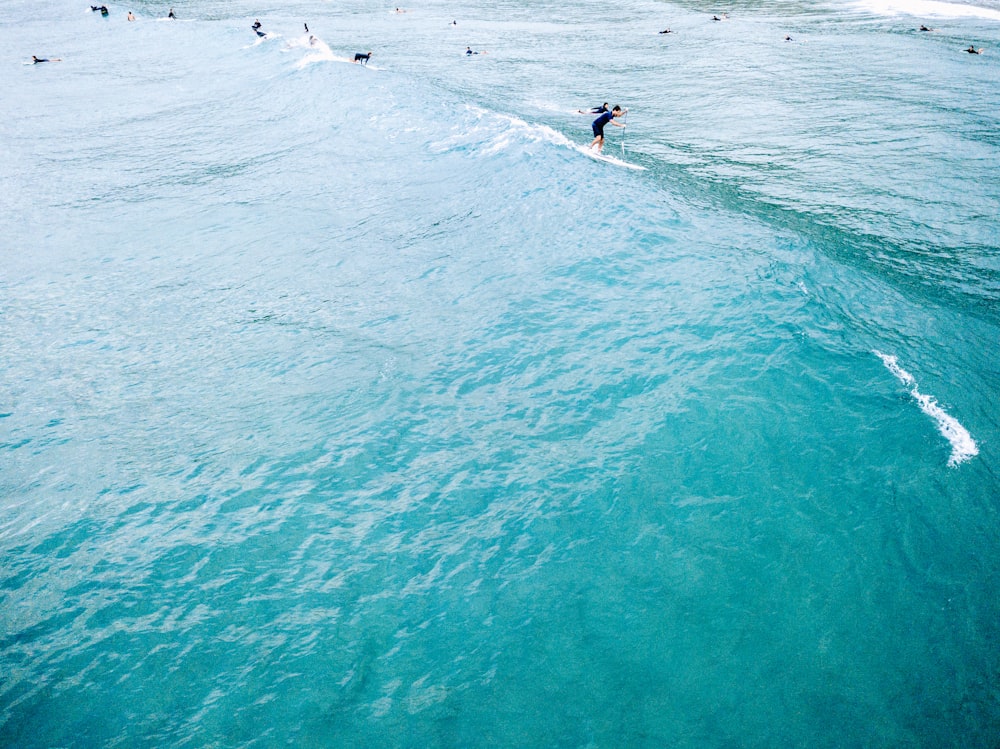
[577,145,646,171]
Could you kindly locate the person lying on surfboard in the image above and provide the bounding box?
[578,102,608,114]
[589,106,626,153]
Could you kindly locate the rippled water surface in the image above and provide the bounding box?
[3,0,999,746]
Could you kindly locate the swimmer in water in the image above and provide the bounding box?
[589,105,626,153]
[127,10,135,20]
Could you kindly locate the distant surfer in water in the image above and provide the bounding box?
[304,23,309,33]
[127,11,135,20]
[32,55,62,63]
[167,8,175,19]
[578,103,608,114]
[659,28,672,34]
[354,51,372,64]
[589,105,626,153]
[966,45,983,54]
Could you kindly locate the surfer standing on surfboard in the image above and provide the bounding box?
[589,106,626,153]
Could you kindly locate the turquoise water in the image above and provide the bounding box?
[3,0,999,745]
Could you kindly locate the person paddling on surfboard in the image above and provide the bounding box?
[589,105,626,153]
[578,102,608,114]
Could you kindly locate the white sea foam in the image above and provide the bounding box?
[875,351,978,467]
[849,0,1000,21]
[434,107,643,169]
[292,40,376,69]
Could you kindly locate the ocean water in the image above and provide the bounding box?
[2,0,999,745]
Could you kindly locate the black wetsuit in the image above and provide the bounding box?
[592,111,613,138]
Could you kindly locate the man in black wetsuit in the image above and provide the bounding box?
[578,102,608,114]
[589,105,626,153]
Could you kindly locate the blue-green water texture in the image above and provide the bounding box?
[3,0,1000,745]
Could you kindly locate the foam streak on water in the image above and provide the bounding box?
[851,0,1000,21]
[874,351,979,467]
